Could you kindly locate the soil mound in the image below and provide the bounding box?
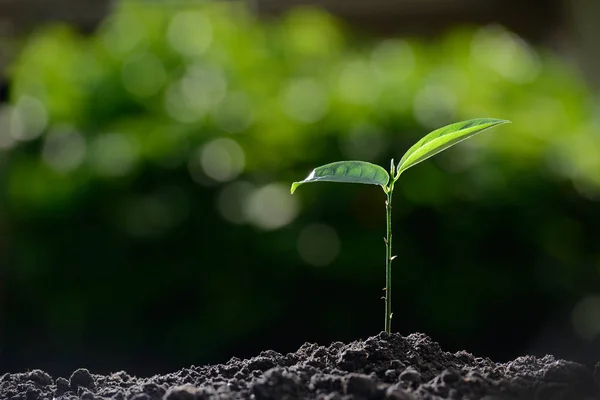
[1,332,598,400]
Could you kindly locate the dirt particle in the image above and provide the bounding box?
[440,369,460,384]
[432,381,449,397]
[233,371,245,380]
[251,367,303,400]
[337,348,369,371]
[163,384,201,400]
[543,359,593,385]
[69,368,94,390]
[25,387,40,400]
[399,367,421,383]
[27,370,52,387]
[55,377,70,396]
[317,393,342,400]
[246,357,276,372]
[343,373,379,398]
[384,369,398,380]
[217,365,239,379]
[465,370,485,383]
[141,382,165,397]
[111,371,132,382]
[385,386,416,400]
[309,373,343,393]
[79,388,94,400]
[251,370,262,378]
[251,383,271,400]
[130,394,151,400]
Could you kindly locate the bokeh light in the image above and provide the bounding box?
[413,84,457,128]
[167,11,213,58]
[199,138,245,183]
[282,78,329,124]
[244,183,299,230]
[41,128,86,172]
[88,133,138,177]
[370,39,415,82]
[217,181,256,224]
[100,12,145,58]
[0,106,19,149]
[338,60,380,105]
[12,95,48,141]
[572,295,600,341]
[471,26,541,84]
[297,223,341,267]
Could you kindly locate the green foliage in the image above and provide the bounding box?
[291,161,389,194]
[396,118,510,177]
[3,3,600,211]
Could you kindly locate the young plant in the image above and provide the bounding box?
[290,118,510,333]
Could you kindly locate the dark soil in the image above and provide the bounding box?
[2,332,599,400]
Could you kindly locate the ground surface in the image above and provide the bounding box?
[1,332,598,400]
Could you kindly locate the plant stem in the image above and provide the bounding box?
[384,189,393,333]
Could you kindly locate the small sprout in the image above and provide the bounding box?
[291,118,510,333]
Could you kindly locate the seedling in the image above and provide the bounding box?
[291,118,510,333]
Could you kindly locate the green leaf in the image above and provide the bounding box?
[291,161,389,194]
[396,118,510,176]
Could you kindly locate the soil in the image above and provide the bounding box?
[1,332,599,400]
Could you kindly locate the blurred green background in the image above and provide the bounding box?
[1,0,600,376]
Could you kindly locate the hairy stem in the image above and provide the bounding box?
[384,189,393,333]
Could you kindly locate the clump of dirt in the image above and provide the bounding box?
[1,332,598,400]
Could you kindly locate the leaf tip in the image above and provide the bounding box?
[290,182,300,194]
[491,118,511,126]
